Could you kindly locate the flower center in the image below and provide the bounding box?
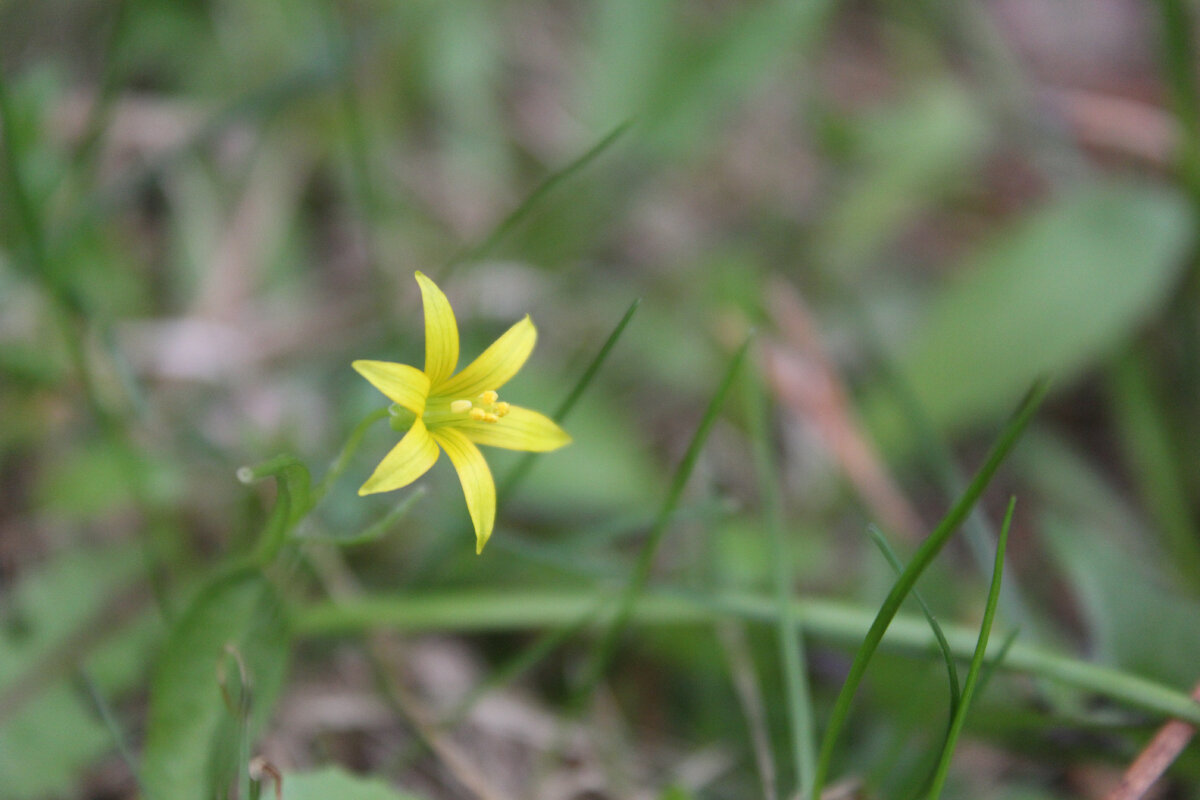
[450,390,510,424]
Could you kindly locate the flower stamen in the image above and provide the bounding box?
[451,389,508,424]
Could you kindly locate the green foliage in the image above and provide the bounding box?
[872,181,1192,442]
[4,0,1200,797]
[142,570,289,800]
[0,547,153,799]
[280,767,428,800]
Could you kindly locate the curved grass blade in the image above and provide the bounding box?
[926,497,1016,799]
[810,379,1047,798]
[866,524,961,713]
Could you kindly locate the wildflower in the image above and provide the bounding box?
[354,271,571,553]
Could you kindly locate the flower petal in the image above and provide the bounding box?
[358,419,439,494]
[353,360,430,414]
[429,427,496,554]
[436,315,536,399]
[455,406,571,452]
[415,271,459,387]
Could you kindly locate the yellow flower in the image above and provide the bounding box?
[354,271,571,553]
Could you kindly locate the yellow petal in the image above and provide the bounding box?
[353,360,430,415]
[454,406,571,452]
[415,271,459,387]
[358,419,439,494]
[436,315,536,399]
[429,427,496,554]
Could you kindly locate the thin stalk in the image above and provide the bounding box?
[571,336,751,704]
[926,497,1015,798]
[436,120,633,281]
[746,371,816,791]
[867,524,961,714]
[312,407,389,505]
[810,380,1047,798]
[499,297,641,497]
[294,586,1200,728]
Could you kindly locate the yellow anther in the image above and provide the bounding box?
[494,401,510,417]
[478,390,499,405]
[482,412,500,423]
[450,399,473,414]
[469,408,487,421]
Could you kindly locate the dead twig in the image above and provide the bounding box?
[1104,679,1200,800]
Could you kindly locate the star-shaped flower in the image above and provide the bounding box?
[354,272,571,553]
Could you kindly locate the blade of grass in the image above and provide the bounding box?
[442,603,604,729]
[746,369,816,792]
[312,407,389,506]
[865,315,1041,639]
[75,669,141,791]
[571,335,751,706]
[499,297,641,497]
[294,584,1200,728]
[867,523,967,800]
[298,487,426,547]
[436,120,633,280]
[810,380,1047,798]
[70,0,133,183]
[925,497,1015,799]
[1107,349,1200,592]
[866,524,962,718]
[1157,0,1200,198]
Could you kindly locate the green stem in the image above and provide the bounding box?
[571,335,751,705]
[293,588,1200,728]
[746,371,816,792]
[810,380,1047,798]
[499,297,641,498]
[311,406,389,506]
[926,497,1014,799]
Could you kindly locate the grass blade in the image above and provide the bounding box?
[499,297,641,498]
[312,407,390,506]
[571,335,752,706]
[1157,0,1200,196]
[438,120,633,279]
[746,370,816,792]
[810,379,1047,798]
[926,497,1016,799]
[866,524,962,717]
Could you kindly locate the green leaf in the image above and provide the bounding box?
[872,180,1192,441]
[0,547,150,799]
[1046,514,1200,687]
[822,84,990,273]
[281,767,428,800]
[142,569,290,800]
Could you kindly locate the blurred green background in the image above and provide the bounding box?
[4,1,1200,798]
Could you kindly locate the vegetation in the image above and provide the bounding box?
[3,1,1200,798]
